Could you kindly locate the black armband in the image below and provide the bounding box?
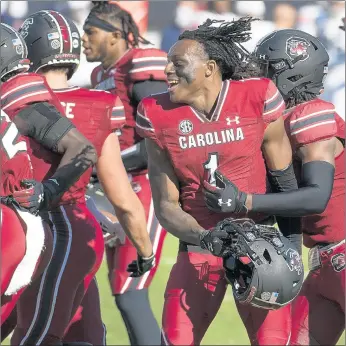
[252,161,335,217]
[121,140,148,172]
[14,102,75,152]
[131,80,168,104]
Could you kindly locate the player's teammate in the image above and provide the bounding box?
[136,18,299,345]
[18,10,156,345]
[0,18,100,346]
[208,29,345,345]
[82,1,168,343]
[0,22,96,344]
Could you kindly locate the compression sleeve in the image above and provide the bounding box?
[252,161,334,216]
[121,140,148,172]
[265,163,302,252]
[13,102,75,152]
[131,80,168,104]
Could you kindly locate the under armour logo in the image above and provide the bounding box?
[206,243,214,253]
[226,116,240,125]
[218,198,232,207]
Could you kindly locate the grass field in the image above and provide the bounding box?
[4,233,345,345]
[98,233,345,345]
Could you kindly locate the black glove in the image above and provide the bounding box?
[203,170,248,214]
[127,253,156,277]
[12,179,60,215]
[199,229,233,257]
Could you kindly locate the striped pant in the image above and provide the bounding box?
[105,172,167,295]
[11,203,104,346]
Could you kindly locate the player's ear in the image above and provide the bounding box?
[110,31,121,45]
[205,59,217,78]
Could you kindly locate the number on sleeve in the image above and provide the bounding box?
[203,152,219,186]
[1,110,27,160]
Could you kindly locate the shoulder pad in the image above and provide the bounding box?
[0,73,55,118]
[288,99,337,146]
[129,48,167,83]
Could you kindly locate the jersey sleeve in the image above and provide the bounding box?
[136,99,163,148]
[110,96,126,130]
[1,74,57,118]
[262,79,285,124]
[129,49,167,83]
[289,102,338,146]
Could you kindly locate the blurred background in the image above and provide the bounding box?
[2,0,345,119]
[1,1,345,345]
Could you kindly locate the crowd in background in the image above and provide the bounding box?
[2,0,344,119]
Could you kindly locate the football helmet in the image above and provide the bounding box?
[221,218,304,310]
[254,29,329,100]
[0,23,30,81]
[19,10,81,79]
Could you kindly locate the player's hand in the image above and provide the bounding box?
[12,179,59,215]
[199,229,233,257]
[127,253,156,277]
[340,17,345,31]
[12,179,46,215]
[202,171,248,214]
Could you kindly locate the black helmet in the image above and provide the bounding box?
[19,10,81,80]
[0,23,30,81]
[222,219,304,310]
[254,29,329,100]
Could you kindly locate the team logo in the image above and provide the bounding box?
[178,120,193,135]
[286,36,310,62]
[285,248,303,275]
[331,253,345,272]
[20,17,34,39]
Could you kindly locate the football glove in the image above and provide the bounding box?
[12,179,59,215]
[203,170,248,214]
[127,253,156,277]
[199,228,234,257]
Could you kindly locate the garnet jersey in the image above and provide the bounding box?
[91,48,167,151]
[136,78,285,230]
[53,86,125,204]
[1,73,65,118]
[0,110,32,196]
[0,73,63,196]
[284,99,345,247]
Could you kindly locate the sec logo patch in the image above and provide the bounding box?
[178,120,193,135]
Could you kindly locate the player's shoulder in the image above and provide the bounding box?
[231,77,271,89]
[288,98,338,144]
[131,47,167,60]
[229,77,273,100]
[80,87,115,103]
[1,72,46,93]
[139,92,180,115]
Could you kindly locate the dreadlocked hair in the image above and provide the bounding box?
[179,17,261,80]
[285,75,318,109]
[90,1,152,48]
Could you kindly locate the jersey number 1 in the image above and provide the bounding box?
[204,153,219,186]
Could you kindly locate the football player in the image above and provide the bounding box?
[82,1,168,343]
[18,10,156,345]
[136,18,299,345]
[0,22,96,344]
[206,29,345,345]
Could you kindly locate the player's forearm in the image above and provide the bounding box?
[246,161,334,216]
[113,201,153,258]
[155,201,205,245]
